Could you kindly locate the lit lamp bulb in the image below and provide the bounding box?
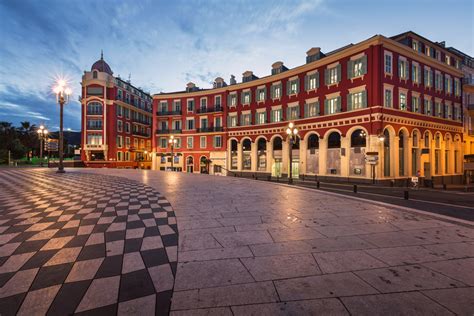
[288,122,294,129]
[286,128,291,135]
[293,128,298,135]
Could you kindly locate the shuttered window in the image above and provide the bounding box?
[286,106,300,120]
[347,55,367,79]
[347,91,367,111]
[256,88,266,102]
[304,102,320,118]
[286,79,299,95]
[324,97,341,115]
[305,72,319,91]
[270,109,282,122]
[325,65,341,85]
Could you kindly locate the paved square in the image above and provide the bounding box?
[1,168,473,315]
[0,170,177,315]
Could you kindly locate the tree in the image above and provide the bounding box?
[17,121,38,160]
[0,122,27,163]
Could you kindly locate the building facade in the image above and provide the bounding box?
[80,54,153,168]
[153,32,465,184]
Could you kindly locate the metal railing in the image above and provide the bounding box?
[156,110,182,116]
[196,126,224,133]
[196,106,223,114]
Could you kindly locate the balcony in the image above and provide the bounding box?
[156,110,182,116]
[132,131,150,137]
[196,126,223,133]
[87,110,103,115]
[155,129,182,134]
[462,78,474,85]
[132,118,151,125]
[87,125,103,130]
[196,106,223,114]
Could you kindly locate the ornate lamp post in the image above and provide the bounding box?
[37,125,48,167]
[286,122,299,184]
[53,79,71,173]
[168,135,177,171]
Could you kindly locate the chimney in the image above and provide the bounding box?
[230,75,237,85]
[306,47,325,63]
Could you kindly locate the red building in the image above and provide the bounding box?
[80,53,153,168]
[153,32,464,184]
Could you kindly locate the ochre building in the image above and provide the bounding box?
[152,31,465,185]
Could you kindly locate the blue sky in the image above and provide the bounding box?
[0,0,472,131]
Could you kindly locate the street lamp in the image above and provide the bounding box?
[144,150,148,161]
[53,79,71,173]
[286,122,299,184]
[37,125,48,167]
[168,135,177,171]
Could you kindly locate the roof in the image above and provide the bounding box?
[390,31,464,58]
[91,51,113,75]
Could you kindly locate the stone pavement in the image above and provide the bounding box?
[67,168,474,316]
[0,169,177,315]
[1,168,474,315]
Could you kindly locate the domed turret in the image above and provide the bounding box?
[91,50,113,75]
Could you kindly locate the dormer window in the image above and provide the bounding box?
[412,40,418,51]
[93,71,98,79]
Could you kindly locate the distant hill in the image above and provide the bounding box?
[49,131,81,146]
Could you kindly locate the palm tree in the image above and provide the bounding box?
[17,121,38,160]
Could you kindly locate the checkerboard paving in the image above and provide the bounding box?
[0,169,178,315]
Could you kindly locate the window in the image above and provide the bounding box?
[435,72,443,91]
[270,109,282,122]
[187,119,194,130]
[159,101,168,113]
[175,137,181,149]
[454,105,461,121]
[445,55,450,65]
[240,113,251,126]
[305,72,319,90]
[305,102,319,118]
[412,96,420,113]
[347,91,367,111]
[215,117,222,127]
[116,105,123,117]
[117,120,123,132]
[257,88,266,102]
[445,76,452,94]
[325,65,341,85]
[398,58,409,80]
[436,50,441,61]
[229,94,237,106]
[271,84,282,99]
[384,89,392,108]
[435,101,443,117]
[348,56,367,78]
[228,115,237,127]
[412,64,421,84]
[187,100,194,112]
[93,71,98,79]
[117,152,122,161]
[87,119,103,130]
[325,97,341,115]
[133,138,139,149]
[399,92,407,110]
[187,137,193,149]
[214,136,222,148]
[424,67,433,88]
[412,40,418,51]
[87,133,102,145]
[200,118,208,129]
[454,79,461,97]
[287,79,299,95]
[200,136,206,148]
[173,120,181,131]
[384,54,392,74]
[256,112,266,124]
[200,98,207,109]
[125,122,130,133]
[287,106,299,120]
[173,100,181,112]
[215,96,221,107]
[424,99,432,115]
[160,137,167,148]
[242,91,251,104]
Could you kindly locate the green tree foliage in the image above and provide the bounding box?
[0,121,38,163]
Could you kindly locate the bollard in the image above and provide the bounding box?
[404,190,409,200]
[302,174,305,181]
[353,184,357,193]
[443,184,447,190]
[316,181,320,189]
[267,175,271,181]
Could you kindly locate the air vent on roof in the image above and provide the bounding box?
[230,75,237,85]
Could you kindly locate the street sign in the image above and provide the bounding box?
[365,152,379,165]
[46,139,59,151]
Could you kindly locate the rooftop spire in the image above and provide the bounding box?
[101,49,103,60]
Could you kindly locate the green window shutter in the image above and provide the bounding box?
[347,60,354,79]
[304,103,308,117]
[316,101,320,115]
[417,67,421,83]
[296,106,300,118]
[324,100,328,115]
[271,85,275,99]
[361,55,367,75]
[398,60,402,78]
[411,64,415,81]
[424,69,428,85]
[347,93,352,111]
[362,90,367,108]
[227,116,231,127]
[324,69,329,85]
[241,92,245,104]
[263,87,266,100]
[336,65,341,82]
[296,78,300,93]
[304,75,308,91]
[286,81,290,96]
[316,73,320,88]
[227,95,231,106]
[249,91,252,103]
[337,96,342,112]
[286,107,290,120]
[270,110,274,122]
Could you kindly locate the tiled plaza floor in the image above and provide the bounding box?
[74,168,474,316]
[1,168,473,315]
[0,169,177,315]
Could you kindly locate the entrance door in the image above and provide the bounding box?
[272,160,282,177]
[291,159,299,178]
[423,162,431,179]
[186,165,193,173]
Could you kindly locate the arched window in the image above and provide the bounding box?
[257,138,266,151]
[399,131,406,176]
[242,139,252,170]
[328,132,341,148]
[186,156,194,165]
[230,139,238,170]
[257,138,266,171]
[93,71,98,79]
[87,101,103,115]
[231,139,238,151]
[424,132,430,147]
[242,139,252,151]
[383,129,390,177]
[273,137,283,151]
[412,131,419,147]
[307,134,319,149]
[350,129,366,147]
